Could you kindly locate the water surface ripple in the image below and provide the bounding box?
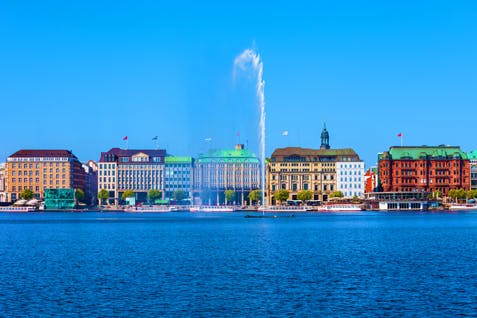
[1,211,477,316]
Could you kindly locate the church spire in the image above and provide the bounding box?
[320,122,330,149]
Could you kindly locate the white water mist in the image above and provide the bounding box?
[234,49,266,206]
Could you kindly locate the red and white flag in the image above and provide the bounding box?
[123,136,128,141]
[397,133,402,138]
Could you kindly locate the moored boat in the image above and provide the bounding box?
[124,205,174,212]
[448,203,477,210]
[316,203,363,212]
[189,205,235,212]
[0,206,36,212]
[258,205,311,213]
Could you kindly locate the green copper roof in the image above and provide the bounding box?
[380,146,468,160]
[468,150,477,159]
[197,149,260,164]
[165,156,192,164]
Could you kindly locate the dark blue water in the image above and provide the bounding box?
[1,211,477,316]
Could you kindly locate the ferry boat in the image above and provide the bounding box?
[124,205,175,212]
[448,203,477,211]
[316,203,363,212]
[0,206,36,212]
[258,205,312,213]
[189,205,235,212]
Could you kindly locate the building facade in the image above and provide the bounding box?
[469,150,477,190]
[364,167,379,193]
[336,161,365,198]
[98,148,166,204]
[193,144,260,205]
[378,146,470,195]
[83,160,98,205]
[267,147,361,204]
[165,156,193,201]
[4,149,86,202]
[0,163,6,202]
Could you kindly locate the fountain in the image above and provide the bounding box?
[234,49,266,207]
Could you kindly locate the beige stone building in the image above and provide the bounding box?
[5,150,86,202]
[267,147,361,204]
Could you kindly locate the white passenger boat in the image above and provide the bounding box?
[124,205,174,212]
[0,206,36,212]
[258,205,311,213]
[189,205,235,212]
[316,204,363,212]
[448,204,477,210]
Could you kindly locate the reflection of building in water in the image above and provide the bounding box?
[193,144,260,205]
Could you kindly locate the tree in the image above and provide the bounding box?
[75,188,85,203]
[274,190,289,205]
[98,189,109,205]
[148,189,162,203]
[467,190,477,200]
[330,191,344,199]
[225,190,235,205]
[121,190,135,200]
[20,189,34,200]
[431,190,442,200]
[248,190,262,205]
[173,189,186,202]
[297,190,312,203]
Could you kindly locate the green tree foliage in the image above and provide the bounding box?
[225,190,235,204]
[75,188,85,203]
[248,190,262,205]
[173,189,187,202]
[297,190,313,203]
[330,191,344,198]
[121,190,135,200]
[148,189,162,202]
[448,189,467,202]
[466,190,477,200]
[274,189,289,205]
[98,189,109,205]
[20,189,34,200]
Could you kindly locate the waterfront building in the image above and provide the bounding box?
[364,167,379,193]
[193,144,260,205]
[98,148,166,205]
[165,156,193,202]
[4,149,86,202]
[336,160,365,198]
[378,146,470,195]
[0,163,6,202]
[267,147,361,204]
[267,125,362,204]
[470,150,477,190]
[83,160,98,205]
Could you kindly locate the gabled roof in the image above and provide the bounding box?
[99,148,166,162]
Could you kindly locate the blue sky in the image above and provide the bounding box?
[1,1,476,167]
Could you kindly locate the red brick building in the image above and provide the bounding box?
[364,168,379,193]
[378,146,470,195]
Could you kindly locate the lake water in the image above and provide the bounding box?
[1,211,477,316]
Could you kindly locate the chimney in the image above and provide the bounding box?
[235,144,244,150]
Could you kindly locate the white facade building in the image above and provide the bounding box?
[336,161,365,198]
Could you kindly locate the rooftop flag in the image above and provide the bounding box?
[123,136,128,141]
[205,138,212,142]
[152,136,158,140]
[397,133,402,137]
[282,130,289,136]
